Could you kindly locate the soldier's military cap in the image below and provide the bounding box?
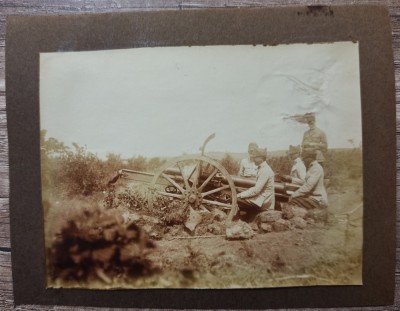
[288,145,301,155]
[301,148,317,159]
[251,147,267,159]
[304,112,316,123]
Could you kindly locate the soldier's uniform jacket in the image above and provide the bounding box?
[238,161,275,209]
[290,157,306,185]
[238,157,258,178]
[302,126,328,162]
[292,160,328,207]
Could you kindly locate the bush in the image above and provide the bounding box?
[57,143,106,196]
[268,156,291,175]
[220,154,240,175]
[47,202,156,284]
[104,185,147,210]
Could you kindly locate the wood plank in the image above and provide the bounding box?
[0,108,8,199]
[0,198,10,249]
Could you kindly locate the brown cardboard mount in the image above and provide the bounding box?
[6,5,396,309]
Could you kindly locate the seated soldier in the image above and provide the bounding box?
[289,149,328,209]
[238,142,258,178]
[237,147,275,222]
[280,145,306,185]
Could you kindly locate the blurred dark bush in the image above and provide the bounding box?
[47,202,156,284]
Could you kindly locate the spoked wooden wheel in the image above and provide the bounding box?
[148,155,237,222]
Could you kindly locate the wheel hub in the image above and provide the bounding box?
[188,194,197,204]
[183,189,202,208]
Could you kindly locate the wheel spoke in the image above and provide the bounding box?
[201,184,230,197]
[177,162,190,190]
[161,173,184,193]
[199,204,211,212]
[191,161,201,189]
[202,199,233,210]
[198,168,219,191]
[156,191,184,200]
[187,163,197,181]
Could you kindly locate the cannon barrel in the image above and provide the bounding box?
[163,168,299,195]
[113,167,300,198]
[109,168,299,202]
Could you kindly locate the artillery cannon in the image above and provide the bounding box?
[109,134,300,223]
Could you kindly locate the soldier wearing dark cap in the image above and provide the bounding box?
[289,149,328,209]
[237,147,275,222]
[302,113,328,165]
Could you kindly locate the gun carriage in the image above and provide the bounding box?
[110,134,299,223]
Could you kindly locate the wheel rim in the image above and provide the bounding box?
[148,155,237,222]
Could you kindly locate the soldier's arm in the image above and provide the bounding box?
[290,176,304,186]
[238,168,271,198]
[297,162,307,181]
[292,166,321,198]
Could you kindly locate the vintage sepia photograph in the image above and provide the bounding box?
[40,42,363,289]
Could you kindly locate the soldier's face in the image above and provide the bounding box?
[302,157,313,167]
[252,156,264,166]
[307,120,316,129]
[289,153,298,161]
[248,147,257,155]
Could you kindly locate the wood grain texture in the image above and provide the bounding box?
[0,0,399,310]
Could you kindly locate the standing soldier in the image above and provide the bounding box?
[238,142,258,178]
[302,113,328,166]
[237,147,275,222]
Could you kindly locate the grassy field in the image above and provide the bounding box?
[41,133,363,289]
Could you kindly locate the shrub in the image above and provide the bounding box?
[220,154,240,175]
[268,156,291,175]
[47,202,156,284]
[126,156,148,171]
[57,143,106,196]
[104,185,147,210]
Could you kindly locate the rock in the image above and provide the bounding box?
[260,223,273,233]
[122,211,141,223]
[282,205,295,220]
[291,216,307,229]
[292,207,308,219]
[143,224,153,233]
[149,231,162,240]
[142,215,160,224]
[212,209,227,222]
[272,219,291,232]
[250,222,259,231]
[257,210,282,223]
[306,208,328,223]
[306,218,315,225]
[185,207,203,232]
[144,225,162,240]
[207,223,225,235]
[225,220,254,240]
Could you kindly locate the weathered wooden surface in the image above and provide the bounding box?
[0,0,399,310]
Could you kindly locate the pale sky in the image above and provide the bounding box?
[40,42,361,158]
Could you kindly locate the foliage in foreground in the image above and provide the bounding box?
[104,185,189,227]
[47,202,157,284]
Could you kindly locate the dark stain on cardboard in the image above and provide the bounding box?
[298,6,334,17]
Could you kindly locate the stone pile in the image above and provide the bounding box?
[254,204,328,233]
